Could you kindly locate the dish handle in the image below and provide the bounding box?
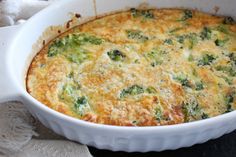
[0,25,21,103]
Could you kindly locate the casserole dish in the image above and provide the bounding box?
[0,0,235,152]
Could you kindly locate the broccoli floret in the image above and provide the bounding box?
[164,39,173,45]
[182,101,208,122]
[74,96,89,116]
[154,106,163,122]
[223,16,235,25]
[198,54,216,66]
[180,10,193,21]
[126,30,149,42]
[120,85,145,98]
[225,92,235,113]
[200,27,212,40]
[215,39,229,47]
[174,75,191,88]
[48,33,104,57]
[107,50,126,62]
[195,82,204,91]
[130,8,154,19]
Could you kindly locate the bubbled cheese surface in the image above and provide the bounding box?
[27,9,236,126]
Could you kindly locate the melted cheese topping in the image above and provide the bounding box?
[27,9,236,126]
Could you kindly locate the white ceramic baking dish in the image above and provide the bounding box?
[0,0,235,152]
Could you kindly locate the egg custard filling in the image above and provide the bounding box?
[27,9,236,126]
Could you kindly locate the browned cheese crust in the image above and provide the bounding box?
[27,9,236,126]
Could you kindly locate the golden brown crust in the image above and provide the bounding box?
[27,9,236,126]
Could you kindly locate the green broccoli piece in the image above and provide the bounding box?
[48,33,104,57]
[74,96,89,116]
[223,16,235,25]
[180,10,193,21]
[182,101,208,122]
[195,81,204,91]
[107,50,126,62]
[120,85,144,98]
[215,38,229,47]
[154,106,163,122]
[130,8,154,19]
[225,92,235,113]
[198,54,216,66]
[126,30,149,42]
[200,27,212,40]
[174,75,191,88]
[164,39,173,45]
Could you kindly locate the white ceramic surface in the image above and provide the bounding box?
[0,0,236,152]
